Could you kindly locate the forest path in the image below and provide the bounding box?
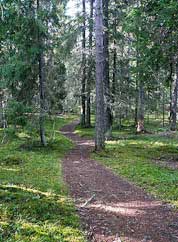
[61,122,178,242]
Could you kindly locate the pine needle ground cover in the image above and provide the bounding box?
[76,120,178,208]
[0,116,85,242]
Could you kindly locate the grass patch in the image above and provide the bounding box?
[0,115,85,242]
[76,118,178,208]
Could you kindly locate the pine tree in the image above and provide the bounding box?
[95,0,105,150]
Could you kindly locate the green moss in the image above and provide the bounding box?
[0,115,85,242]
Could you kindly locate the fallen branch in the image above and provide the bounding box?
[81,194,96,207]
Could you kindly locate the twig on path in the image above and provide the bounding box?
[81,194,96,207]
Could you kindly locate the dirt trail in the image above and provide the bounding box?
[61,122,178,242]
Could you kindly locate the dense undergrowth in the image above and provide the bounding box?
[75,118,178,208]
[0,115,85,242]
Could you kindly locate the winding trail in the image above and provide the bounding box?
[61,121,178,242]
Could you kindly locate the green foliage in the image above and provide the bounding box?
[7,101,32,128]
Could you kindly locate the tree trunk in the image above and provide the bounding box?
[103,0,112,134]
[95,0,105,151]
[81,0,86,127]
[162,87,165,127]
[137,81,145,133]
[0,90,7,129]
[112,48,117,104]
[135,79,138,125]
[112,1,117,106]
[37,0,47,146]
[86,0,94,128]
[170,60,178,131]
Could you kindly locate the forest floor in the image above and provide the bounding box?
[61,121,178,242]
[0,116,85,242]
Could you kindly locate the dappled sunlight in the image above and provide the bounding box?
[86,200,161,217]
[78,140,94,146]
[0,166,20,172]
[61,131,71,135]
[0,215,84,241]
[17,132,31,138]
[95,132,178,209]
[0,179,85,241]
[106,140,120,145]
[88,203,145,216]
[0,183,66,199]
[106,138,178,151]
[20,220,82,234]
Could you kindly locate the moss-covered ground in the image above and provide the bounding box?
[0,115,85,242]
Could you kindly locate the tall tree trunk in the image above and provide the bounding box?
[137,81,145,133]
[95,0,105,151]
[112,1,117,106]
[0,90,7,129]
[81,0,86,127]
[170,60,178,131]
[162,87,165,127]
[112,47,117,104]
[86,0,94,128]
[37,0,47,146]
[135,78,138,125]
[103,0,112,134]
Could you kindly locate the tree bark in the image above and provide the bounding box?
[81,0,86,127]
[37,0,47,146]
[112,49,117,104]
[103,0,112,134]
[0,90,7,129]
[112,1,117,105]
[135,77,138,125]
[86,0,94,128]
[95,0,105,151]
[170,59,178,131]
[162,87,165,127]
[137,81,145,133]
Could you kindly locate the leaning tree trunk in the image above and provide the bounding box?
[86,0,94,128]
[103,0,112,134]
[81,0,86,127]
[37,0,47,146]
[170,60,178,131]
[137,81,145,133]
[95,0,105,151]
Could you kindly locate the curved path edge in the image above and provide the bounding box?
[61,121,178,242]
